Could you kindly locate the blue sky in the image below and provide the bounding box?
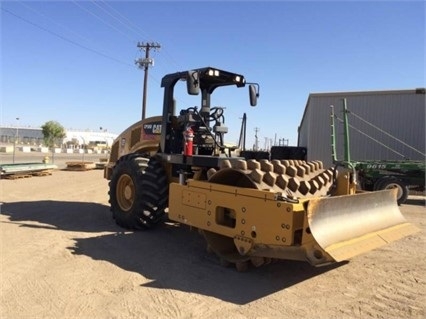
[1,1,424,148]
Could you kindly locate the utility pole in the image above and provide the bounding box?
[254,127,260,151]
[13,117,20,164]
[136,42,161,120]
[238,113,247,151]
[278,138,289,146]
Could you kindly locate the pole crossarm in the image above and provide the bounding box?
[136,42,161,120]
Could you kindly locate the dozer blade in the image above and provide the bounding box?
[306,189,419,262]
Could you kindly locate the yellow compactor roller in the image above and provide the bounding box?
[104,67,418,270]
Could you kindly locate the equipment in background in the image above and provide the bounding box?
[331,99,425,205]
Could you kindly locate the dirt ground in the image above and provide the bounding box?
[1,169,425,319]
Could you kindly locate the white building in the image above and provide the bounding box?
[62,130,117,149]
[0,126,118,149]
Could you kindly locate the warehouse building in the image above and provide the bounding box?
[0,126,118,150]
[0,127,43,145]
[297,88,425,167]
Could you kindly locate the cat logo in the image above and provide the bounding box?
[152,124,162,134]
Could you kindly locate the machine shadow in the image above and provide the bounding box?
[69,223,345,304]
[1,200,345,304]
[1,200,118,233]
[405,197,426,206]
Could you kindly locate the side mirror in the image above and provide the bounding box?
[249,84,259,107]
[187,70,200,95]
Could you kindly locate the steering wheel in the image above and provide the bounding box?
[209,107,224,120]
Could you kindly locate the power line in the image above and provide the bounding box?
[4,4,164,98]
[2,7,132,67]
[71,0,135,42]
[97,0,151,39]
[97,0,181,70]
[17,1,95,45]
[11,1,164,87]
[72,1,177,84]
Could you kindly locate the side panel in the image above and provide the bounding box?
[169,180,307,247]
[104,116,162,179]
[169,180,419,266]
[168,180,334,265]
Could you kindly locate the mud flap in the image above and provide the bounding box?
[306,189,419,262]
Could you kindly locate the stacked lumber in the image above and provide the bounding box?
[65,161,96,171]
[0,163,57,179]
[2,170,53,180]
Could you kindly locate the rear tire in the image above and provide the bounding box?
[109,154,168,229]
[375,177,408,205]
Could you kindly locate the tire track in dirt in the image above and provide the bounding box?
[2,170,108,203]
[337,267,425,318]
[144,279,232,318]
[1,225,79,318]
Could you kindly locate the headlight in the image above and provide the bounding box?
[207,69,220,76]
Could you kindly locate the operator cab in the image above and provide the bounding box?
[160,67,259,159]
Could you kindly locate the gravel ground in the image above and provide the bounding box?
[1,160,425,319]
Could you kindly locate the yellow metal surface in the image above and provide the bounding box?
[169,180,306,247]
[104,116,162,180]
[325,223,419,261]
[169,180,419,266]
[182,190,207,209]
[332,170,357,196]
[306,189,419,261]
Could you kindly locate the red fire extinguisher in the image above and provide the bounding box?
[183,126,194,156]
